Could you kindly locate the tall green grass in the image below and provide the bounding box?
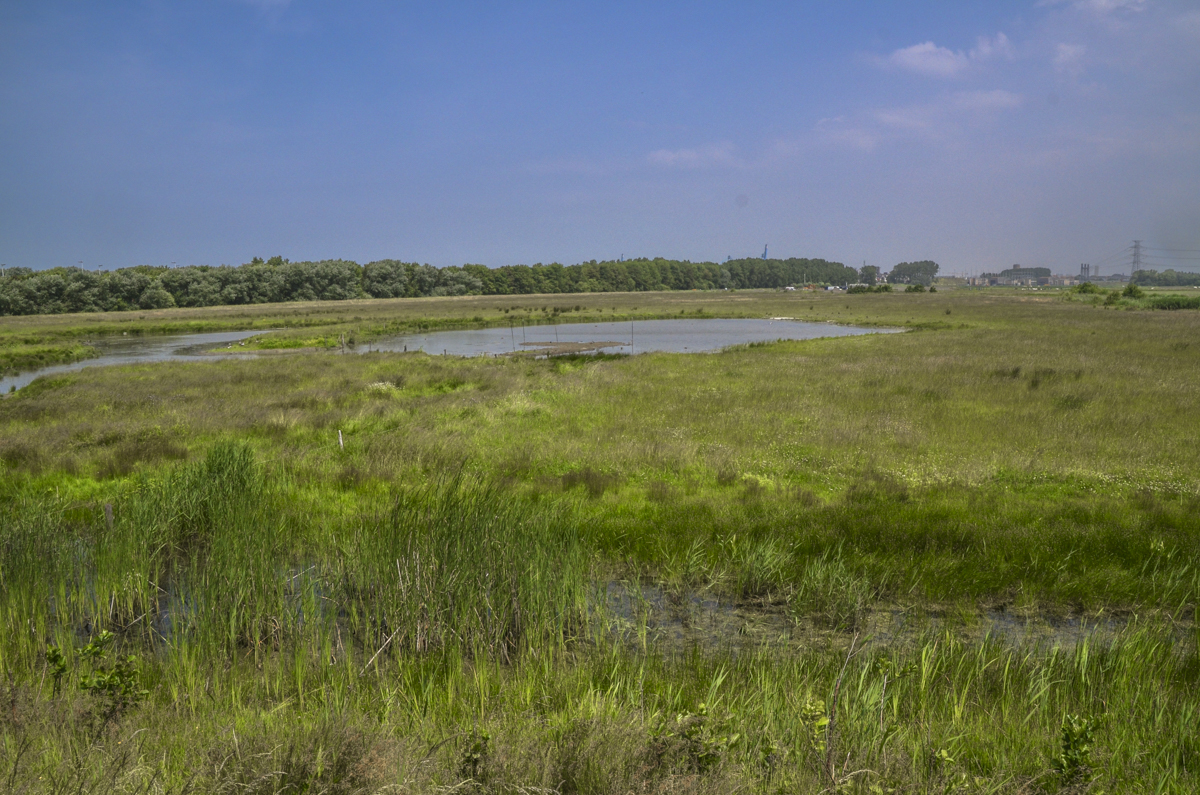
[1,445,586,666]
[1,447,1197,791]
[1149,294,1200,310]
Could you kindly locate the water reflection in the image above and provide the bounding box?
[3,319,889,393]
[600,580,1145,655]
[374,317,887,357]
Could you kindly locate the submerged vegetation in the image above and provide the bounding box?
[1,289,1199,791]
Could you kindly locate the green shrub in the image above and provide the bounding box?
[1052,714,1100,786]
[47,630,149,730]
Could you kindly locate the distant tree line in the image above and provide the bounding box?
[0,256,859,316]
[1131,269,1200,287]
[886,260,940,286]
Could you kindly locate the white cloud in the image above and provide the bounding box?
[1036,0,1147,25]
[647,143,737,168]
[1069,0,1146,12]
[952,90,1024,110]
[887,42,971,77]
[1054,43,1087,76]
[970,33,1015,61]
[831,90,1025,148]
[813,118,878,151]
[875,107,933,131]
[884,32,1013,78]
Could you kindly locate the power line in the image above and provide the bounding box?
[1141,264,1200,272]
[1143,247,1200,253]
[1090,246,1132,266]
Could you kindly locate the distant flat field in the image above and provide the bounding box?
[3,285,1198,610]
[0,286,932,373]
[1,283,1194,350]
[0,285,1098,340]
[5,288,1200,488]
[4,286,1200,603]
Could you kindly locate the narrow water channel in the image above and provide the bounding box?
[0,330,262,393]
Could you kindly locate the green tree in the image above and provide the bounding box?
[888,260,939,285]
[139,280,176,309]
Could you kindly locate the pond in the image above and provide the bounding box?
[372,317,889,357]
[2,318,889,393]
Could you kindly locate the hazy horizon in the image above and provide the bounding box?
[2,1,1198,277]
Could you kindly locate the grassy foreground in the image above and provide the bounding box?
[1,289,1198,792]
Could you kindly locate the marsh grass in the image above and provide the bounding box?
[2,290,1199,790]
[3,601,1197,791]
[0,288,836,375]
[3,294,1200,610]
[561,467,620,498]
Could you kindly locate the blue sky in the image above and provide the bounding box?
[2,1,1198,276]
